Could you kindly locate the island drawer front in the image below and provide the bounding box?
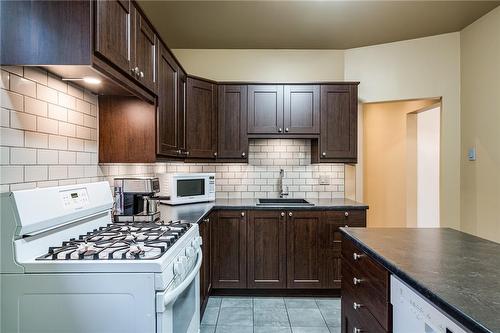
[342,235,387,280]
[342,280,387,333]
[342,259,391,331]
[326,210,366,227]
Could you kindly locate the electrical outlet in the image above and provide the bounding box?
[319,175,330,185]
[468,147,476,161]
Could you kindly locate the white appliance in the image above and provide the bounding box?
[158,173,215,205]
[0,182,202,333]
[391,275,467,333]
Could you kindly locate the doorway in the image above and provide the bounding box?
[362,99,441,228]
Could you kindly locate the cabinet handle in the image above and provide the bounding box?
[176,149,181,155]
[285,127,289,132]
[278,128,283,133]
[353,277,362,285]
[353,302,363,310]
[322,152,327,157]
[202,218,209,223]
[353,328,362,333]
[241,152,246,157]
[353,252,364,261]
[280,212,285,217]
[288,212,293,217]
[185,151,190,156]
[345,211,349,217]
[214,152,218,157]
[140,71,144,78]
[241,211,245,217]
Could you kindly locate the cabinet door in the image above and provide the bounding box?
[319,84,358,162]
[212,210,247,289]
[186,77,217,159]
[321,212,343,289]
[95,0,132,73]
[284,85,320,134]
[248,85,284,134]
[218,85,248,159]
[156,43,179,156]
[177,70,187,154]
[133,8,156,92]
[248,211,287,289]
[286,210,324,288]
[200,214,212,313]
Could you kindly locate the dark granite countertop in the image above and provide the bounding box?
[159,198,368,224]
[340,227,500,333]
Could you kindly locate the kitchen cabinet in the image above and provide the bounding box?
[186,77,217,159]
[157,42,187,157]
[218,85,248,160]
[248,85,284,134]
[200,213,213,314]
[313,84,358,163]
[95,0,132,74]
[284,85,320,134]
[247,211,287,289]
[286,210,324,289]
[132,7,157,92]
[211,210,247,289]
[341,235,391,332]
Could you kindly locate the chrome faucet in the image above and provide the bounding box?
[279,169,289,198]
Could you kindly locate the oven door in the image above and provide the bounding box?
[156,250,202,333]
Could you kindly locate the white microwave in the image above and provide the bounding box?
[158,173,215,205]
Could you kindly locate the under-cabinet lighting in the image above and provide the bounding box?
[62,77,102,85]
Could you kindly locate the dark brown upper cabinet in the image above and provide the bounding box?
[284,85,320,134]
[132,7,156,92]
[313,84,359,163]
[248,85,284,134]
[287,210,324,289]
[247,210,287,289]
[211,210,247,289]
[157,42,181,157]
[186,77,217,159]
[95,0,132,74]
[218,85,248,160]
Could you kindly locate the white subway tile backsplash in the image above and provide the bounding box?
[38,149,59,164]
[49,165,68,180]
[1,165,24,183]
[1,89,24,111]
[48,135,68,150]
[37,116,59,134]
[25,97,47,117]
[10,182,36,191]
[58,121,76,137]
[76,99,91,114]
[58,92,76,109]
[11,147,37,164]
[24,67,47,85]
[48,104,67,121]
[1,70,10,89]
[1,66,23,76]
[36,84,58,104]
[25,165,47,182]
[0,107,10,127]
[59,151,76,164]
[0,127,24,147]
[0,146,9,164]
[10,75,36,98]
[76,125,91,139]
[47,74,68,92]
[11,111,36,131]
[25,131,48,148]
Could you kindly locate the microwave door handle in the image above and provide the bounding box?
[156,250,202,310]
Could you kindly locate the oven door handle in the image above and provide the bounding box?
[157,250,202,311]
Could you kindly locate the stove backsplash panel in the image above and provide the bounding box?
[0,66,344,199]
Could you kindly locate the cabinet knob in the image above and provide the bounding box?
[353,328,362,333]
[344,225,349,228]
[185,151,190,156]
[278,128,283,133]
[214,152,218,157]
[345,211,349,217]
[241,152,246,157]
[285,127,289,132]
[140,71,144,78]
[353,252,363,261]
[353,302,363,310]
[131,67,139,75]
[202,218,210,223]
[288,212,293,217]
[280,212,285,217]
[241,211,245,217]
[353,277,362,285]
[176,149,181,155]
[322,152,327,157]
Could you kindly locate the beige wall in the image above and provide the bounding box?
[344,33,461,230]
[172,49,345,82]
[460,7,500,243]
[363,99,439,227]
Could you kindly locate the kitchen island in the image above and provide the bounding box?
[340,227,500,333]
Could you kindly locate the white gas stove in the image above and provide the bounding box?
[0,182,202,333]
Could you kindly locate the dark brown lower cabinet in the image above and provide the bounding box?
[199,213,213,314]
[211,210,247,289]
[247,210,287,289]
[286,211,324,289]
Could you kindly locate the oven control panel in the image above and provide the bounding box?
[60,188,90,210]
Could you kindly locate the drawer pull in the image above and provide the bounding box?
[202,218,210,223]
[353,328,362,333]
[241,212,245,217]
[345,211,349,217]
[353,277,362,285]
[353,302,363,310]
[353,252,364,261]
[280,212,285,217]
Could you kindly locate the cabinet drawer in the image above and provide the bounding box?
[342,235,383,274]
[342,280,387,333]
[326,210,366,228]
[342,261,390,330]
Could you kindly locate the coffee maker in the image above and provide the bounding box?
[113,177,161,222]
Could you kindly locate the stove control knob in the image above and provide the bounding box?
[185,246,195,258]
[192,236,202,249]
[174,258,186,276]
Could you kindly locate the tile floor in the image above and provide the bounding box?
[201,296,341,333]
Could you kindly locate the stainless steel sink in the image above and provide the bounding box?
[257,198,314,206]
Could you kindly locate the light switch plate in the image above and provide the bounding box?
[319,175,330,185]
[468,147,476,161]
